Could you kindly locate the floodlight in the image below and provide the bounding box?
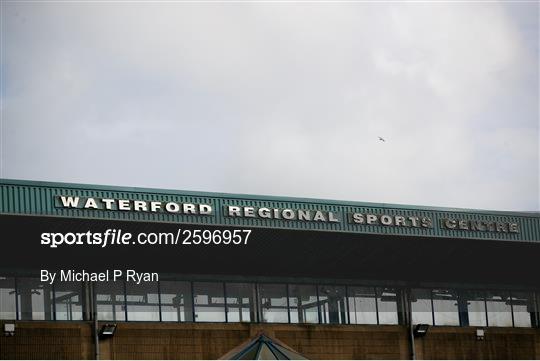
[4,323,15,336]
[413,324,430,337]
[99,324,117,339]
[476,329,485,341]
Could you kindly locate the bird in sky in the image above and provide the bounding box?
[378,136,386,142]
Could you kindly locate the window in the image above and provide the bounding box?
[510,291,534,328]
[226,283,255,322]
[17,278,53,320]
[462,290,486,326]
[318,285,347,324]
[259,284,288,323]
[411,289,433,325]
[95,281,126,321]
[160,281,193,322]
[54,281,84,321]
[8,274,535,329]
[347,286,377,325]
[376,287,399,325]
[0,277,17,320]
[126,282,160,321]
[486,291,512,327]
[432,289,459,326]
[288,284,319,324]
[0,277,16,320]
[193,282,225,322]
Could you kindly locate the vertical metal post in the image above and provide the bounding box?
[457,290,469,327]
[253,282,260,323]
[50,283,56,321]
[123,281,128,321]
[483,291,489,327]
[533,292,540,328]
[509,291,515,328]
[345,285,351,325]
[338,286,346,325]
[223,282,228,323]
[190,281,196,322]
[430,290,435,326]
[157,280,162,322]
[286,284,291,324]
[316,285,322,324]
[14,277,19,320]
[92,282,100,360]
[374,287,380,325]
[397,288,408,326]
[407,289,416,360]
[83,281,92,321]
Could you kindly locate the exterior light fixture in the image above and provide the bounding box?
[4,323,15,336]
[476,329,485,341]
[98,324,117,339]
[413,324,430,337]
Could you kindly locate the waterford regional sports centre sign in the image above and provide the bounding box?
[57,195,519,234]
[1,179,538,242]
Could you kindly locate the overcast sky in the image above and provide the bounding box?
[1,1,538,211]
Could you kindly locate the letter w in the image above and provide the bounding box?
[60,196,80,208]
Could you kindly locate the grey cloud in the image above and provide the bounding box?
[1,2,538,211]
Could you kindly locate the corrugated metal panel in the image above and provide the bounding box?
[0,179,538,243]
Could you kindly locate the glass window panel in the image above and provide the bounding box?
[259,284,288,323]
[432,289,459,326]
[376,287,399,325]
[486,290,512,327]
[411,289,433,325]
[288,284,318,324]
[160,281,193,322]
[347,286,377,325]
[0,277,16,319]
[17,278,53,320]
[193,282,225,322]
[462,290,486,327]
[268,344,289,360]
[273,344,308,360]
[237,344,259,360]
[54,281,84,321]
[126,282,159,321]
[95,281,126,321]
[258,344,277,359]
[318,285,347,324]
[511,292,534,328]
[226,283,255,323]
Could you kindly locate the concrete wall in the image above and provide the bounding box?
[1,321,539,359]
[0,322,94,359]
[415,326,540,360]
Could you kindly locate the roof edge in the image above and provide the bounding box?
[1,178,538,217]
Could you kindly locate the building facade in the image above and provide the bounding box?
[0,179,539,359]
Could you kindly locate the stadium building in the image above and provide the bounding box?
[0,179,539,359]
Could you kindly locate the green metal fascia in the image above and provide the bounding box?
[1,178,539,243]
